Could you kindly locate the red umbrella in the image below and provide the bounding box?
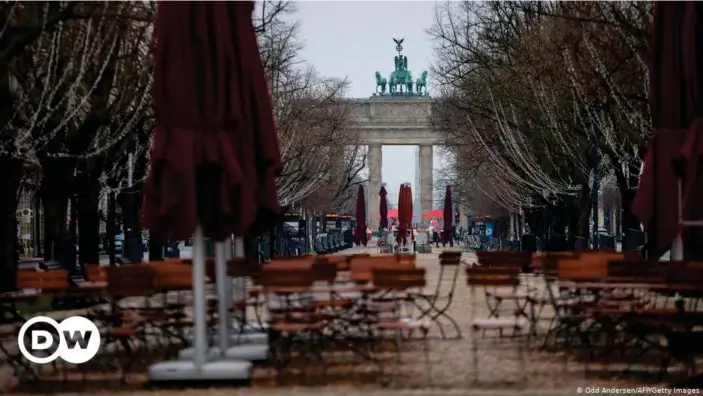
[406,184,414,241]
[632,2,703,258]
[379,185,389,229]
[142,1,281,376]
[397,185,407,245]
[144,1,281,240]
[442,185,453,247]
[354,185,367,247]
[422,209,444,218]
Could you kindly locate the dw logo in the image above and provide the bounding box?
[18,316,101,364]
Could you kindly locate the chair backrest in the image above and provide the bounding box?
[17,269,70,291]
[372,268,426,290]
[606,260,668,282]
[258,268,315,292]
[556,253,614,281]
[440,251,461,259]
[84,264,107,283]
[265,257,315,271]
[439,251,462,266]
[313,257,338,282]
[477,250,531,268]
[272,254,314,261]
[318,255,351,272]
[536,251,577,278]
[349,256,414,283]
[395,254,416,263]
[198,257,258,280]
[106,265,155,297]
[466,266,520,287]
[666,262,703,285]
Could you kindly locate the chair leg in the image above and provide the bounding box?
[394,330,402,363]
[472,333,479,385]
[422,329,431,386]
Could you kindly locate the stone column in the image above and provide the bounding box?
[419,145,433,227]
[368,144,382,230]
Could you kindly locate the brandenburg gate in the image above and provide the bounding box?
[348,38,441,229]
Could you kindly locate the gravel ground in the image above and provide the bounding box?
[2,246,668,395]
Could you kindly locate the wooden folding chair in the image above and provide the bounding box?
[259,267,327,384]
[476,251,535,319]
[413,251,462,339]
[466,265,529,385]
[100,265,156,381]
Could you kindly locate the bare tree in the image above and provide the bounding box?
[430,1,650,236]
[0,1,154,289]
[257,2,364,210]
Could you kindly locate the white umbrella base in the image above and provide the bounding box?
[189,331,268,346]
[233,323,269,333]
[178,344,269,362]
[148,360,252,382]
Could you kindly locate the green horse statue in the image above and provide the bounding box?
[415,71,428,95]
[389,71,398,94]
[375,71,387,94]
[405,73,413,93]
[389,70,413,94]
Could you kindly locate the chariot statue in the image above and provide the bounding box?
[373,38,429,97]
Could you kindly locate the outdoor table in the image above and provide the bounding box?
[558,281,700,293]
[558,281,664,291]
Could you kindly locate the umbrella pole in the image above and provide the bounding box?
[232,237,246,325]
[192,227,208,369]
[214,241,229,356]
[672,179,684,260]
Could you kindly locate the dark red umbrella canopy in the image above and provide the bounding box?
[406,185,414,241]
[632,2,703,257]
[442,185,453,247]
[379,186,388,229]
[354,185,367,246]
[396,185,407,245]
[142,1,282,241]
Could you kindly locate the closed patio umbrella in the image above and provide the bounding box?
[354,185,367,247]
[406,184,414,241]
[397,184,407,245]
[442,185,453,247]
[379,185,388,229]
[142,1,281,380]
[633,2,703,259]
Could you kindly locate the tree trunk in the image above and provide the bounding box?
[40,160,73,262]
[552,203,568,235]
[41,191,69,262]
[32,193,42,257]
[0,56,21,292]
[78,182,101,265]
[107,191,117,266]
[577,184,592,239]
[620,188,640,231]
[0,158,21,292]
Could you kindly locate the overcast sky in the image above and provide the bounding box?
[295,1,446,210]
